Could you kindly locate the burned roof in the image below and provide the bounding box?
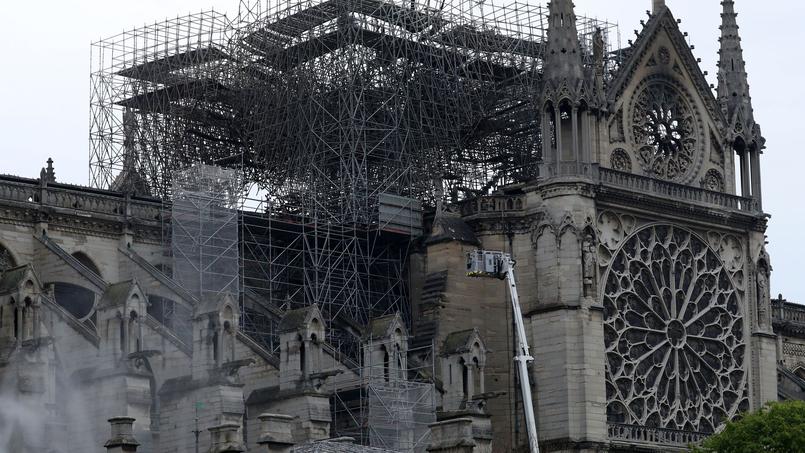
[426,215,479,246]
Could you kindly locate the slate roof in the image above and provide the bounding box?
[0,265,31,294]
[292,440,394,453]
[277,306,317,333]
[441,329,479,355]
[366,314,399,339]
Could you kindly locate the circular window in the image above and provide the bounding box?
[603,225,748,433]
[631,82,700,182]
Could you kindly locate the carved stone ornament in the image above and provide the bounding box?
[582,232,597,297]
[609,108,626,143]
[610,148,633,172]
[632,82,699,182]
[702,169,725,192]
[658,46,671,66]
[756,265,771,329]
[603,225,748,433]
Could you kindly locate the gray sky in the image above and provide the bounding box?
[1,0,802,301]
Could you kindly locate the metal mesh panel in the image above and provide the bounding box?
[171,164,241,300]
[368,380,436,452]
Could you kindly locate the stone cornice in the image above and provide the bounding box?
[596,185,767,233]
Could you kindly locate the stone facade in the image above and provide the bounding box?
[0,1,792,453]
[0,175,365,452]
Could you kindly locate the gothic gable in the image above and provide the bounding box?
[604,8,732,189]
[608,9,722,122]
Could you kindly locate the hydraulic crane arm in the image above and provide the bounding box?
[467,250,540,453]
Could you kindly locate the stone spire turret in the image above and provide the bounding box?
[540,0,598,178]
[652,0,666,15]
[717,0,764,208]
[717,0,761,145]
[543,0,583,84]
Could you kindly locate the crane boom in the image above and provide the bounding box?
[467,250,540,453]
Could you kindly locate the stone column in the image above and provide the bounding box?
[31,299,41,340]
[740,151,751,198]
[257,413,295,453]
[555,108,563,165]
[542,107,553,167]
[571,107,580,167]
[750,149,763,210]
[104,417,139,453]
[478,366,485,395]
[582,110,593,164]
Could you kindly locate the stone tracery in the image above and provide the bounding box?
[632,83,698,181]
[603,224,748,433]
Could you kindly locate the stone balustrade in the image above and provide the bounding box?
[458,194,526,216]
[0,174,162,223]
[772,299,805,337]
[773,299,805,324]
[599,168,757,213]
[607,423,708,447]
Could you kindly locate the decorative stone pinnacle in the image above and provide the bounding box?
[543,0,583,83]
[42,157,56,184]
[104,417,139,451]
[717,0,760,141]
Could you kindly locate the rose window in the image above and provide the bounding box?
[603,225,748,434]
[632,83,698,181]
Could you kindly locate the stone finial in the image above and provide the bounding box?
[208,422,245,453]
[104,417,139,452]
[40,158,56,186]
[652,0,666,14]
[257,413,295,453]
[45,158,56,183]
[543,0,583,83]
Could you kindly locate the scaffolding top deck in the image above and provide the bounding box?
[90,0,620,208]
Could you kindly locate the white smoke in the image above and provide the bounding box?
[0,389,43,453]
[0,349,99,453]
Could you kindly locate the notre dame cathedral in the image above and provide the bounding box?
[0,0,803,452]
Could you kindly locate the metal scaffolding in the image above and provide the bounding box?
[88,0,619,357]
[171,164,241,300]
[329,342,437,451]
